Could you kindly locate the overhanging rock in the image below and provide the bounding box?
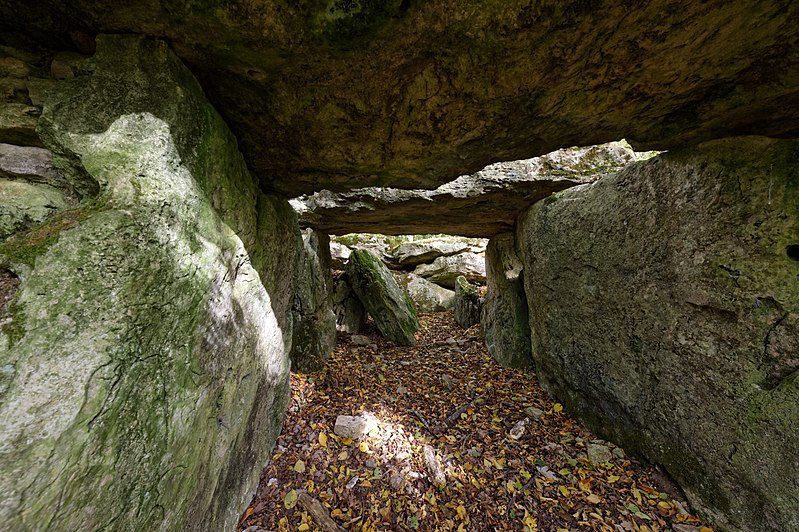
[293,142,643,237]
[2,2,797,194]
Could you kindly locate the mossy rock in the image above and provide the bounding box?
[346,249,419,345]
[0,35,294,531]
[454,275,481,328]
[516,136,799,530]
[481,233,532,369]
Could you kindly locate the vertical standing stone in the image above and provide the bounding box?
[516,137,799,530]
[0,36,295,531]
[291,229,337,372]
[454,275,482,328]
[481,233,532,368]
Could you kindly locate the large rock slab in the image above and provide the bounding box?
[394,272,455,313]
[516,137,799,530]
[295,142,641,237]
[346,249,419,345]
[482,234,531,369]
[393,239,483,267]
[414,252,485,288]
[0,36,294,530]
[290,229,337,372]
[3,4,798,194]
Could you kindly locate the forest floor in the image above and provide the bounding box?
[240,312,709,532]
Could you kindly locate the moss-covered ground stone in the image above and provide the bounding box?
[516,137,799,530]
[346,249,419,345]
[0,35,296,530]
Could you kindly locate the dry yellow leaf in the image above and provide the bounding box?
[318,432,328,447]
[553,403,563,413]
[558,485,570,497]
[607,475,620,483]
[359,441,370,453]
[298,524,309,531]
[586,494,601,504]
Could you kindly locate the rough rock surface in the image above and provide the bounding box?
[454,276,481,328]
[394,272,455,313]
[0,36,293,530]
[393,239,478,267]
[346,249,419,345]
[3,4,798,194]
[482,233,532,369]
[415,252,486,288]
[516,137,799,530]
[332,272,366,334]
[295,142,640,237]
[329,240,351,269]
[290,229,337,373]
[0,177,69,240]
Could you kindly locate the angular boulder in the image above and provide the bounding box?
[290,229,337,373]
[0,36,293,530]
[482,234,532,369]
[346,249,419,345]
[394,272,455,313]
[332,272,366,334]
[516,137,799,530]
[454,276,482,328]
[415,252,486,288]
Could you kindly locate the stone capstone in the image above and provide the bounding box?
[393,239,480,267]
[481,233,532,369]
[393,272,455,313]
[290,229,337,373]
[516,136,799,530]
[453,276,482,328]
[414,252,486,289]
[346,249,419,346]
[4,4,798,194]
[294,142,641,237]
[0,36,294,531]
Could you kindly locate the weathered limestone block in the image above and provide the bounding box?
[346,249,419,345]
[394,272,455,313]
[0,35,295,530]
[332,272,366,334]
[291,229,337,372]
[454,276,481,328]
[414,252,486,288]
[516,137,799,530]
[482,233,532,369]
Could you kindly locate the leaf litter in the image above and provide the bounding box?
[240,312,710,532]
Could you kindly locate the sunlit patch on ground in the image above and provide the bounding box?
[241,313,709,531]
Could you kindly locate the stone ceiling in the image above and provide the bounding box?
[1,1,798,196]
